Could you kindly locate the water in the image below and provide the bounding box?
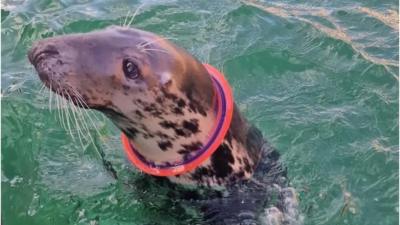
[1,0,398,224]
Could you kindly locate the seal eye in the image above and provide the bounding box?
[123,59,139,79]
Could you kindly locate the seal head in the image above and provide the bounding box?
[28,26,213,111]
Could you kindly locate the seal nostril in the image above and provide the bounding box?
[29,44,60,66]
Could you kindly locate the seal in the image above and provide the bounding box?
[28,26,299,224]
[28,26,264,187]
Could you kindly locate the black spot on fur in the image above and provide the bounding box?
[156,96,164,104]
[177,99,186,107]
[243,158,252,173]
[159,121,191,137]
[198,108,207,117]
[158,140,173,151]
[188,103,197,113]
[155,131,173,140]
[237,171,245,178]
[140,124,154,139]
[144,103,164,118]
[174,128,187,137]
[188,102,207,117]
[135,110,145,119]
[185,88,208,117]
[159,121,177,129]
[124,127,139,139]
[122,85,130,91]
[164,92,178,101]
[178,141,203,155]
[192,167,212,182]
[182,119,199,134]
[172,107,184,115]
[210,144,235,178]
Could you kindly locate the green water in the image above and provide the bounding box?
[1,0,398,224]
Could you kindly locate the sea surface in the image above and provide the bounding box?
[1,0,399,224]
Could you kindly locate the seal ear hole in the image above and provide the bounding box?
[123,59,140,79]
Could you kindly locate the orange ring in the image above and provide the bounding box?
[121,63,234,176]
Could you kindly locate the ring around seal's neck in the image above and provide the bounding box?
[29,26,262,187]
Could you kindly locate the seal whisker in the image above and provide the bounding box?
[122,9,132,27]
[137,37,177,49]
[37,84,48,104]
[70,91,93,139]
[55,92,66,130]
[60,94,70,131]
[70,89,119,180]
[150,48,170,52]
[38,83,46,95]
[126,4,145,27]
[59,97,68,130]
[67,95,87,152]
[141,48,171,55]
[71,89,106,128]
[69,96,87,135]
[71,88,110,149]
[68,88,95,134]
[61,92,76,143]
[48,82,53,112]
[65,92,83,144]
[72,92,106,159]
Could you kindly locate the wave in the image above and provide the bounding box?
[242,0,399,77]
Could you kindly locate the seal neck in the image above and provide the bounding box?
[121,64,234,176]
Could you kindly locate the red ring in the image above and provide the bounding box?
[121,63,234,176]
